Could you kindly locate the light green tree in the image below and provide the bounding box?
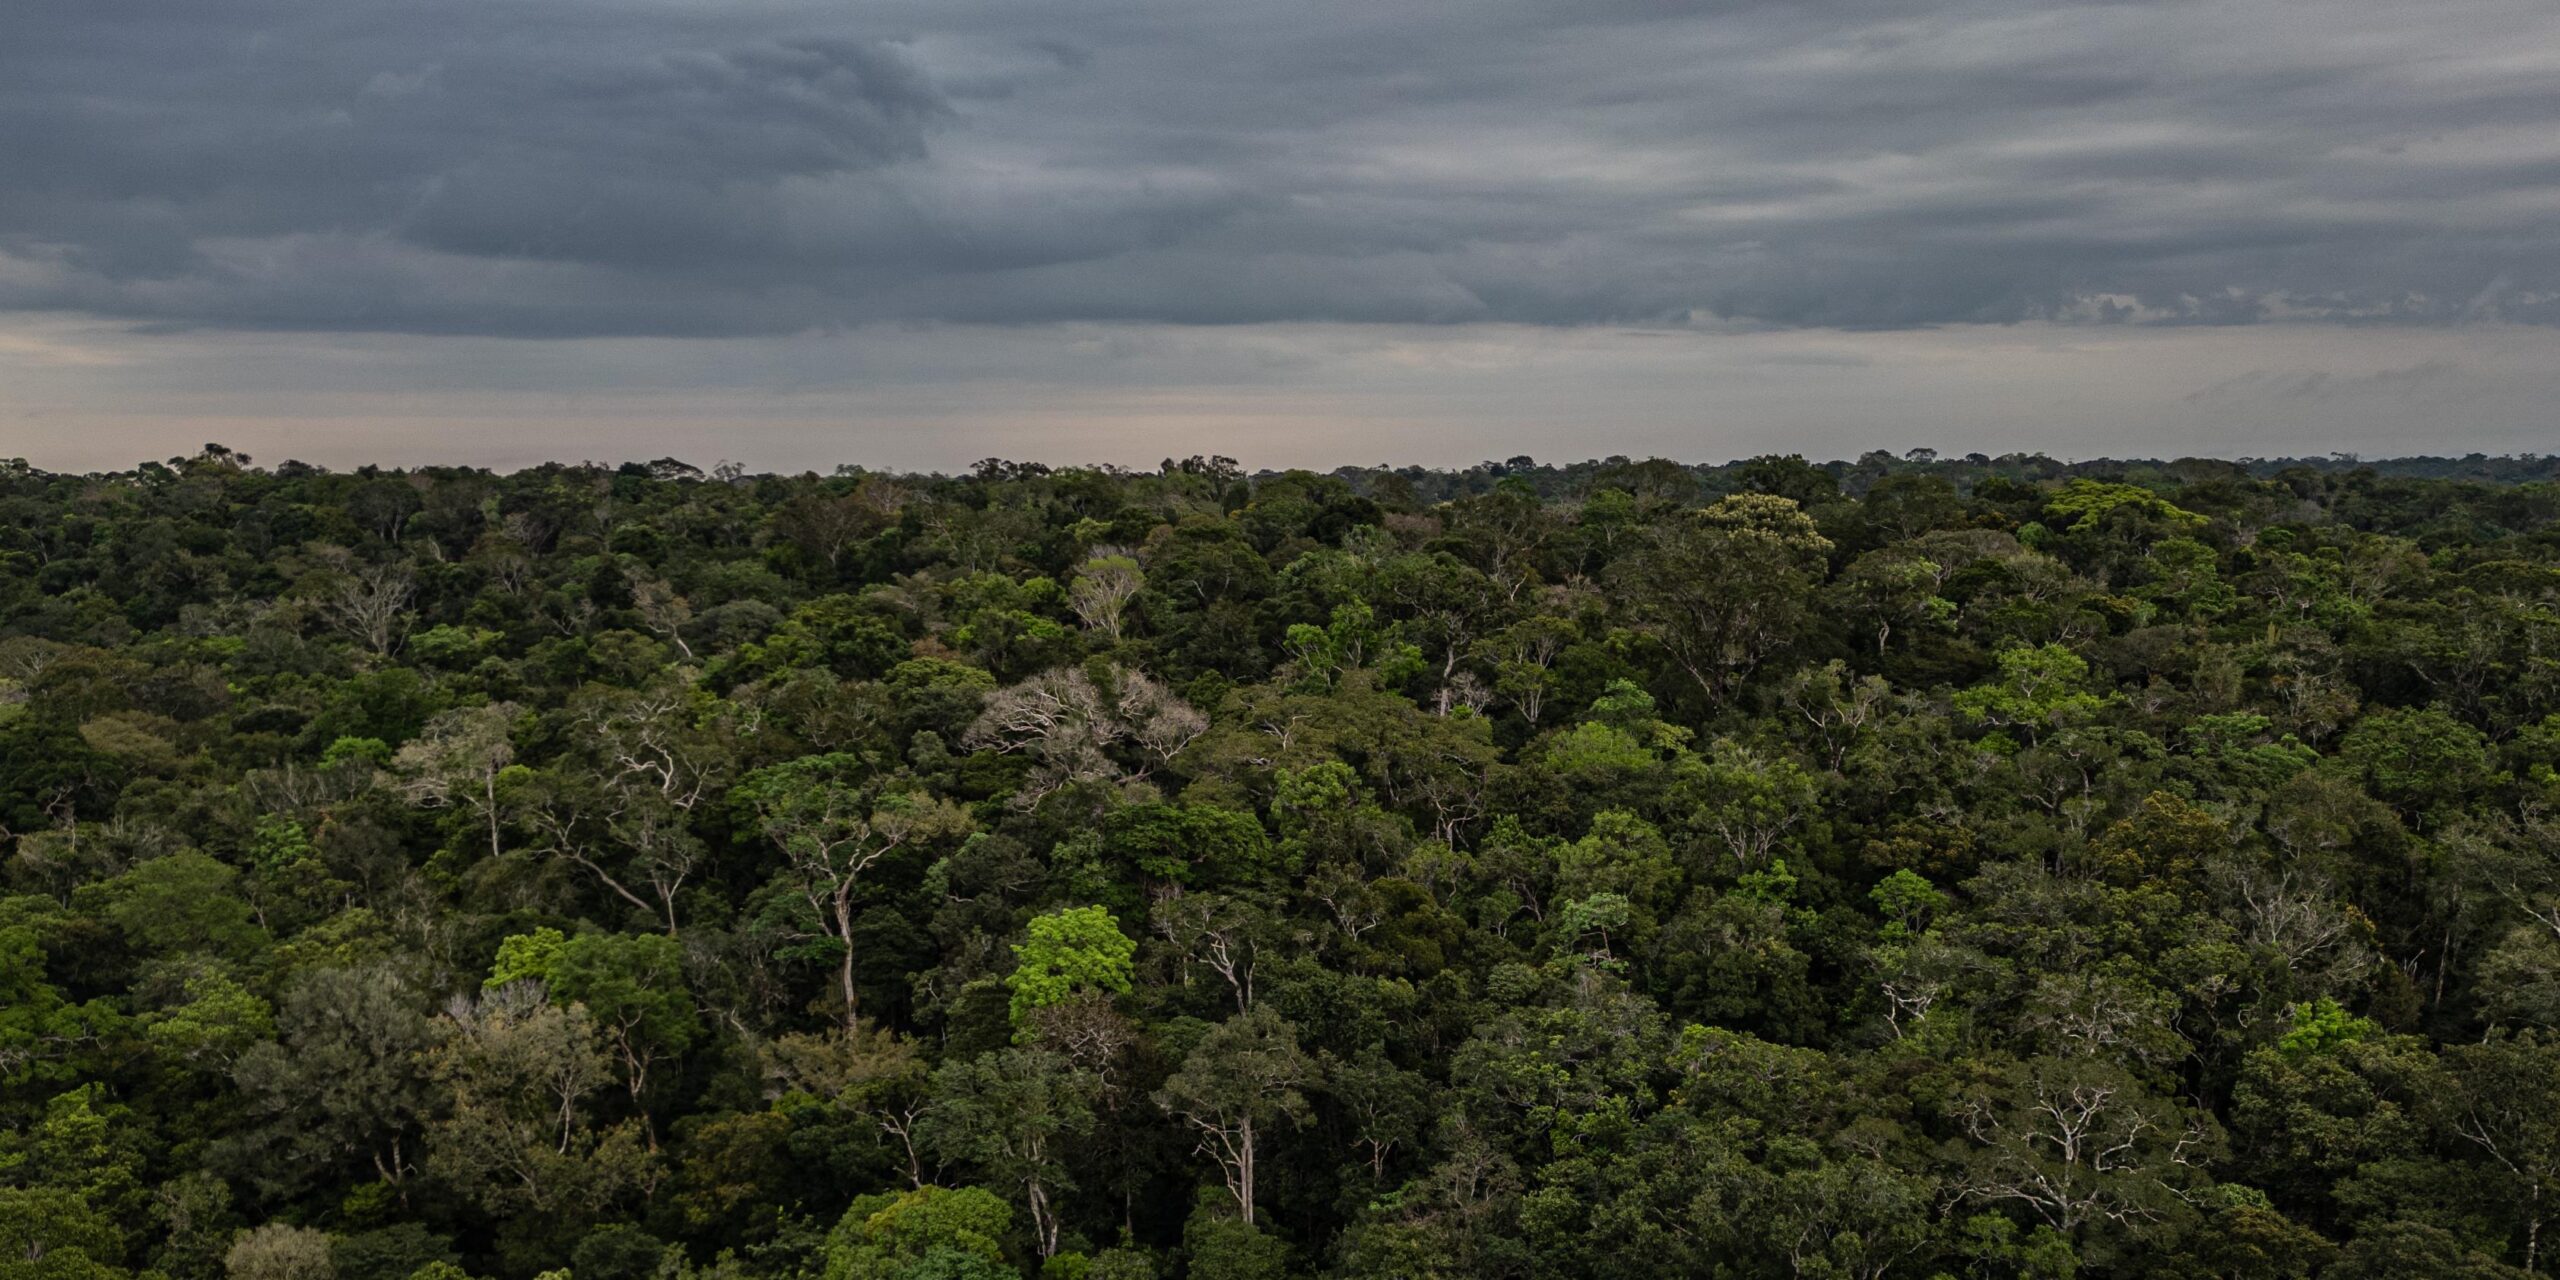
[0,1186,127,1280]
[823,1185,1014,1280]
[1007,906,1137,1030]
[1954,644,2116,744]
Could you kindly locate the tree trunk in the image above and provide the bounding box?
[834,887,861,1030]
[1237,1115,1257,1225]
[626,1045,658,1151]
[1029,1179,1060,1257]
[2527,1181,2542,1276]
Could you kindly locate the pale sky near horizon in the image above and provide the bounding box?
[5,0,2557,472]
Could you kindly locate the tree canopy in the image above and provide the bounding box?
[4,445,2560,1279]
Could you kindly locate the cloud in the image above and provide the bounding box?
[10,317,2557,474]
[3,0,2559,336]
[2183,358,2468,404]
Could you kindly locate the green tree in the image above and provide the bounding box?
[550,932,699,1143]
[2340,705,2502,824]
[225,966,438,1201]
[2435,1031,2560,1274]
[734,756,974,1029]
[1611,494,1832,705]
[921,1048,1099,1259]
[88,850,267,960]
[1953,643,2115,744]
[1007,907,1137,1031]
[0,1186,128,1280]
[823,1186,1014,1280]
[1153,1006,1315,1226]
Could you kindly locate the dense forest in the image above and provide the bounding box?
[8,444,2560,1280]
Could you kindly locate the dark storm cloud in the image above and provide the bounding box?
[3,0,2558,336]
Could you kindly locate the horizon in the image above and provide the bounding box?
[5,319,2556,471]
[16,442,2550,484]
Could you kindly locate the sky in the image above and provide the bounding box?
[2,0,2556,473]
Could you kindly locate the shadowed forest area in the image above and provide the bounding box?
[6,446,2560,1280]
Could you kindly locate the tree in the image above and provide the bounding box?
[761,1022,936,1189]
[225,966,438,1199]
[1007,906,1137,1031]
[734,756,973,1029]
[0,1186,126,1280]
[1954,644,2115,744]
[1154,1006,1315,1225]
[5,1084,149,1253]
[1949,1055,2218,1248]
[2043,479,2206,536]
[1777,659,1895,770]
[1472,615,1576,726]
[518,771,705,936]
[1282,601,1423,695]
[1183,1206,1289,1280]
[1829,547,1954,654]
[499,931,703,1146]
[625,574,696,660]
[422,984,650,1222]
[2340,705,2501,825]
[2326,1221,2531,1280]
[1324,1044,1432,1182]
[1372,551,1501,712]
[920,1048,1099,1258]
[1068,550,1145,642]
[1148,890,1264,1013]
[823,1185,1013,1280]
[90,850,266,960]
[224,1224,335,1280]
[390,703,522,861]
[1611,494,1832,704]
[773,479,905,580]
[963,665,1208,805]
[1675,739,1821,873]
[2436,1031,2560,1275]
[1554,810,1679,926]
[317,558,417,657]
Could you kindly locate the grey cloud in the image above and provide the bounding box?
[2184,359,2469,404]
[3,0,2558,335]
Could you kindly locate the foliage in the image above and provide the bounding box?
[4,448,2560,1278]
[1006,907,1137,1029]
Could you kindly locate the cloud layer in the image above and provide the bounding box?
[5,0,2560,337]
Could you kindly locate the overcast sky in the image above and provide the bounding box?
[4,0,2556,472]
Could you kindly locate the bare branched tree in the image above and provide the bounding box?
[324,560,417,657]
[965,664,1207,805]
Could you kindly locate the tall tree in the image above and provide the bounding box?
[734,755,973,1029]
[920,1048,1099,1258]
[1154,1006,1315,1225]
